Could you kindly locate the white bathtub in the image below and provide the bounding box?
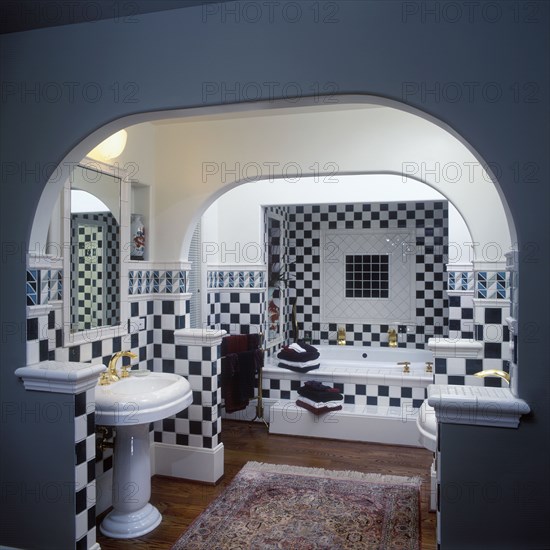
[265,344,434,387]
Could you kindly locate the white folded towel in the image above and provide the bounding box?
[288,343,307,353]
[278,358,320,368]
[297,396,343,408]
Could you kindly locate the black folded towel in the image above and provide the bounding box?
[297,387,344,403]
[277,341,320,363]
[277,362,320,373]
[303,380,340,392]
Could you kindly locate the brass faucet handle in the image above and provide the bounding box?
[99,372,111,385]
[397,361,411,373]
[425,361,433,373]
[120,364,131,378]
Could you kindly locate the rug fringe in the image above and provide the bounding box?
[242,461,422,487]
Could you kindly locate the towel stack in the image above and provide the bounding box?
[296,380,343,415]
[277,341,320,373]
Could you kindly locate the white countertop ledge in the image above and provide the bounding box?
[174,328,227,346]
[427,384,530,428]
[427,338,483,358]
[15,361,106,394]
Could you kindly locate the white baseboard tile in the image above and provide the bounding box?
[268,401,422,447]
[153,442,224,483]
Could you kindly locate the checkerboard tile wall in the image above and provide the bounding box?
[434,285,511,388]
[262,377,427,410]
[74,388,98,550]
[268,201,449,349]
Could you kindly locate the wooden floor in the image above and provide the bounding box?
[97,420,437,549]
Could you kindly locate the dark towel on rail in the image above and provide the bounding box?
[221,333,262,356]
[221,349,263,413]
[221,354,248,413]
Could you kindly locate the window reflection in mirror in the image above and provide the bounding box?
[70,165,121,333]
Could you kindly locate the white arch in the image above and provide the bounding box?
[30,95,515,268]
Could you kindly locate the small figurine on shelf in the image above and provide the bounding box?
[131,214,145,260]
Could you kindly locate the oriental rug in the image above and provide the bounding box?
[172,461,421,549]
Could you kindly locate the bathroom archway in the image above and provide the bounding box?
[28,94,517,513]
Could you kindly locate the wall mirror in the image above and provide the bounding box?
[63,160,130,345]
[266,212,284,346]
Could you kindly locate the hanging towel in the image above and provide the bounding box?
[221,354,248,413]
[221,333,262,356]
[221,348,263,413]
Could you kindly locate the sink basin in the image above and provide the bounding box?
[95,372,192,426]
[95,371,193,539]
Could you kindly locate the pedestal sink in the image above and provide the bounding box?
[95,372,192,539]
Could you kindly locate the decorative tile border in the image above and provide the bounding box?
[128,270,188,295]
[448,271,474,292]
[476,271,508,300]
[26,269,63,305]
[207,270,265,289]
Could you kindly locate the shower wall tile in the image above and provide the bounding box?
[278,201,449,349]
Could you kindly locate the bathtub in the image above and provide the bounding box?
[265,344,434,387]
[259,344,435,446]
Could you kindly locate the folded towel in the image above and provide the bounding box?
[297,387,344,402]
[303,380,341,393]
[277,362,320,373]
[288,342,307,353]
[296,399,342,415]
[298,396,343,409]
[278,357,321,369]
[277,341,320,363]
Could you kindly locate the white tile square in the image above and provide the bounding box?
[86,434,96,461]
[189,434,202,448]
[74,414,87,443]
[75,463,88,492]
[75,510,88,540]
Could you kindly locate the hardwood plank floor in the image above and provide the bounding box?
[97,420,437,549]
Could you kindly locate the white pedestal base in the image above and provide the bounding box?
[100,423,161,539]
[100,503,161,539]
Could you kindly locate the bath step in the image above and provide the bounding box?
[223,399,423,447]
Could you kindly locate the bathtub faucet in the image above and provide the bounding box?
[337,325,346,346]
[388,328,398,348]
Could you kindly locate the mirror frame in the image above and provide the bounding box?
[62,158,130,347]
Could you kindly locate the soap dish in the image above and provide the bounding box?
[132,369,150,377]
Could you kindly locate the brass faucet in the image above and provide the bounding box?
[474,369,510,384]
[388,328,398,348]
[102,351,138,384]
[337,325,346,345]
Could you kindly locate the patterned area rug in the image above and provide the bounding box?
[172,461,421,549]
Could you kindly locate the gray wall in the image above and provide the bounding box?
[1,1,548,548]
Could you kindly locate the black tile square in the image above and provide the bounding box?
[75,439,86,466]
[162,300,175,314]
[163,418,175,432]
[131,302,139,317]
[176,434,189,446]
[465,359,483,375]
[75,392,87,417]
[176,345,187,359]
[378,385,389,396]
[401,387,412,398]
[485,343,502,359]
[88,505,96,530]
[485,308,502,324]
[87,460,95,483]
[76,488,87,514]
